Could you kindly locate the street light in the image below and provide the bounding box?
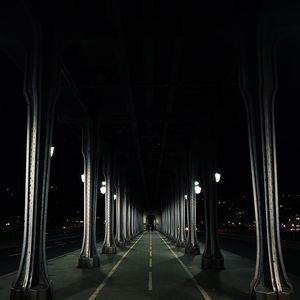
[50,146,55,158]
[114,194,117,200]
[215,173,221,183]
[81,174,85,183]
[194,181,202,194]
[195,186,201,194]
[100,181,106,194]
[184,195,188,200]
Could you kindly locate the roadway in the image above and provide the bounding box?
[0,231,299,299]
[0,232,299,278]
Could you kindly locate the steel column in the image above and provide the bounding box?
[176,179,186,247]
[102,150,117,254]
[239,19,293,299]
[78,121,100,268]
[201,149,224,269]
[11,25,61,300]
[185,151,200,255]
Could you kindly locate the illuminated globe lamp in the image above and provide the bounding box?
[50,146,55,158]
[100,181,106,194]
[194,181,202,194]
[215,172,221,183]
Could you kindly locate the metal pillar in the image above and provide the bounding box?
[176,180,186,247]
[201,150,224,269]
[115,175,125,247]
[102,150,117,254]
[239,20,293,299]
[11,24,60,300]
[131,201,135,237]
[78,121,100,268]
[175,192,181,243]
[185,151,200,255]
[126,196,132,242]
[167,200,171,238]
[122,185,128,242]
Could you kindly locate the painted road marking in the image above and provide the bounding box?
[149,231,153,291]
[158,233,212,300]
[88,233,144,300]
[148,271,153,291]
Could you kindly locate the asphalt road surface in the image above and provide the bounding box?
[0,232,103,276]
[0,232,299,279]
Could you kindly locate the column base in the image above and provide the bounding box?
[185,244,200,255]
[102,245,117,254]
[116,240,126,247]
[201,255,224,270]
[77,255,100,268]
[176,240,186,247]
[11,284,52,300]
[251,287,294,300]
[169,237,176,244]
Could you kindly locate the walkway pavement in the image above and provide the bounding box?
[0,231,299,299]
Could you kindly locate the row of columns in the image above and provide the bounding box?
[8,21,143,300]
[161,18,294,300]
[7,3,296,300]
[160,149,223,265]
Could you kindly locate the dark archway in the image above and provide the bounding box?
[146,215,156,231]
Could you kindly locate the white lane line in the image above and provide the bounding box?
[149,258,152,268]
[149,250,152,257]
[88,233,144,300]
[148,271,153,291]
[158,233,212,300]
[9,253,21,257]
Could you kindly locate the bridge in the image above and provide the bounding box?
[0,1,300,299]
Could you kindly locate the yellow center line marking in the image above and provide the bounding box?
[88,233,144,300]
[158,233,212,300]
[148,271,153,291]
